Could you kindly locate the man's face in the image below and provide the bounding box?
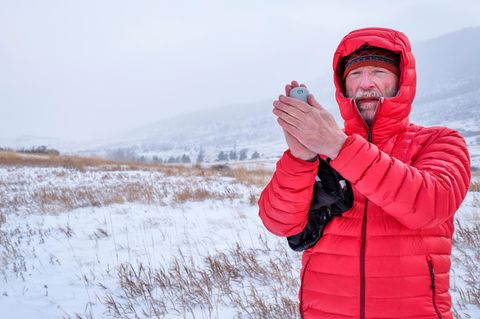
[344,65,399,125]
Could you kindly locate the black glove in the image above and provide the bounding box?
[287,157,353,252]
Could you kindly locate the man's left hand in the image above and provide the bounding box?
[272,94,347,159]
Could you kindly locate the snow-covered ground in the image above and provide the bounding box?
[0,164,299,318]
[0,163,479,318]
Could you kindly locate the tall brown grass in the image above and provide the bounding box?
[469,180,480,192]
[100,241,300,319]
[451,206,480,317]
[0,151,270,215]
[28,183,166,213]
[0,151,273,181]
[0,151,111,171]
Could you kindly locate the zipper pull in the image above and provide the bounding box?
[428,260,435,289]
[367,130,372,142]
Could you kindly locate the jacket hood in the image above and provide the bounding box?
[333,27,416,144]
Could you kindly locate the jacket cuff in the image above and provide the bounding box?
[281,149,319,172]
[329,134,373,181]
[330,134,368,175]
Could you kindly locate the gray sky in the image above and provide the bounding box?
[1,0,479,142]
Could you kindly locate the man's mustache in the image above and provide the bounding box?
[354,91,382,99]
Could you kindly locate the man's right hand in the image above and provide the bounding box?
[276,80,318,161]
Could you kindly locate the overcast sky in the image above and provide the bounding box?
[1,0,479,142]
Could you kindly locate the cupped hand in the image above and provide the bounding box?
[273,90,347,159]
[275,80,317,161]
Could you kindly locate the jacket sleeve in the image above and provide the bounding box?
[330,128,471,230]
[258,150,319,237]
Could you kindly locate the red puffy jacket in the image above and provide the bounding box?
[258,27,471,319]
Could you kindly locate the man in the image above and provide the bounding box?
[258,27,471,318]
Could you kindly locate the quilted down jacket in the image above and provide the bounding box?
[258,27,471,319]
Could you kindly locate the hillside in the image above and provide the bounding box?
[66,28,480,169]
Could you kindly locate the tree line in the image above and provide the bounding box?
[106,148,261,164]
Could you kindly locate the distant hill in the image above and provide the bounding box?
[12,28,480,168]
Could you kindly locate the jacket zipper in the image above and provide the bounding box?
[300,255,312,318]
[427,257,442,319]
[351,97,383,142]
[360,126,372,319]
[353,97,381,319]
[360,201,368,319]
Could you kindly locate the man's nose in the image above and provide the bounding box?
[359,72,375,89]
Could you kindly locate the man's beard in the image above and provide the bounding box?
[353,90,382,125]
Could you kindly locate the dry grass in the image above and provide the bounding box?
[0,226,28,282]
[0,175,256,216]
[469,180,480,192]
[1,160,479,318]
[249,192,258,206]
[172,185,240,204]
[99,241,300,319]
[0,151,113,171]
[1,158,270,218]
[160,163,273,186]
[28,183,166,213]
[0,151,268,215]
[0,212,6,225]
[172,187,217,204]
[0,151,273,183]
[230,167,272,187]
[451,198,480,317]
[0,151,183,173]
[1,178,252,214]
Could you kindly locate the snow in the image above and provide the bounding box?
[0,165,479,318]
[1,203,262,318]
[0,165,300,318]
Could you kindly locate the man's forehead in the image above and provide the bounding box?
[348,65,397,74]
[342,46,400,80]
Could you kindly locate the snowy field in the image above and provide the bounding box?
[0,153,479,318]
